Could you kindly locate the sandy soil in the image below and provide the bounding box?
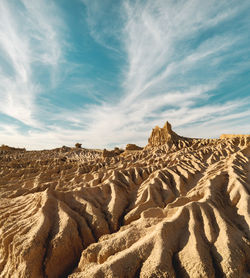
[0,122,250,278]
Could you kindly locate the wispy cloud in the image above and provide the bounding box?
[70,0,250,148]
[0,0,65,126]
[0,0,250,149]
[81,0,123,53]
[121,0,245,103]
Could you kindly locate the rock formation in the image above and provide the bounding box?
[147,121,192,150]
[0,122,250,278]
[102,147,124,157]
[125,144,143,151]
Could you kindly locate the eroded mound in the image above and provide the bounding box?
[0,122,250,278]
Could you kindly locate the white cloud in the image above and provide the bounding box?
[81,0,123,53]
[0,0,250,149]
[62,0,249,149]
[121,0,244,104]
[0,0,65,126]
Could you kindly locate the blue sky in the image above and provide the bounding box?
[0,0,250,149]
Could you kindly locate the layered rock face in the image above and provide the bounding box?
[0,123,250,278]
[147,121,192,149]
[147,121,178,146]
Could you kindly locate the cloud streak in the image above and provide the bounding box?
[0,0,250,149]
[0,0,65,126]
[69,0,250,148]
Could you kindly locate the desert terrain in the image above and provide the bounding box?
[0,122,250,278]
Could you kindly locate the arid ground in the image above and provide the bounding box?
[0,122,250,278]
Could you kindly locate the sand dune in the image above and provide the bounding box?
[0,122,250,277]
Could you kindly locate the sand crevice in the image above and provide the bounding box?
[1,122,250,277]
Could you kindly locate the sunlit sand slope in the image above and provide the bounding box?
[0,122,250,278]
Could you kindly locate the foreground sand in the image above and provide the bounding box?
[0,122,250,278]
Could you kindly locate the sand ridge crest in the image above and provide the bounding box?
[0,122,250,277]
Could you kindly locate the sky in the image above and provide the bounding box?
[0,0,250,150]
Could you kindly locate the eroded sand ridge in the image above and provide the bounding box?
[0,122,250,277]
